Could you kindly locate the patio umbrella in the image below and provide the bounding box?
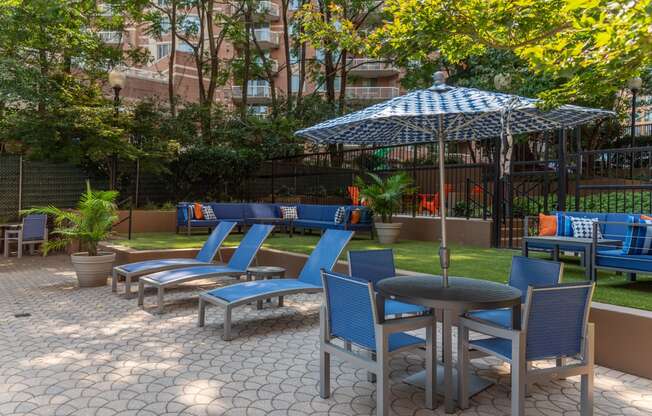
[295,72,613,287]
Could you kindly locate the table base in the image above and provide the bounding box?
[404,366,493,401]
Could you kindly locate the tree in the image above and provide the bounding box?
[371,0,652,106]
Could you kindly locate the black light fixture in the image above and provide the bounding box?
[628,76,643,148]
[108,69,126,190]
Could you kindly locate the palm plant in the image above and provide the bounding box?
[354,172,415,223]
[21,182,118,256]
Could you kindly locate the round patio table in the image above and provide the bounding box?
[377,275,521,413]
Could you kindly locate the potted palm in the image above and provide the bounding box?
[22,182,119,287]
[355,172,414,244]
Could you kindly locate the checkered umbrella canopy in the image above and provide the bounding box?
[295,73,614,287]
[295,79,613,144]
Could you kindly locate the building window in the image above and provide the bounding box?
[289,0,301,11]
[176,40,193,53]
[291,74,302,93]
[157,43,171,59]
[317,77,341,92]
[248,105,269,117]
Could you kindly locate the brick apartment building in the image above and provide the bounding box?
[103,1,403,116]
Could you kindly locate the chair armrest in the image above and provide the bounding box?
[378,314,436,335]
[459,315,521,341]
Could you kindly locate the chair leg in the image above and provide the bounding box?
[581,324,595,416]
[125,275,132,297]
[511,335,526,416]
[137,280,145,307]
[223,306,233,341]
[376,343,390,416]
[278,296,284,307]
[111,270,118,293]
[198,298,206,327]
[367,352,377,383]
[628,272,637,282]
[156,286,165,314]
[457,324,470,410]
[425,321,437,410]
[320,308,331,399]
[556,358,567,380]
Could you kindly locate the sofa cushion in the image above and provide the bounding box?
[622,216,644,255]
[246,203,279,219]
[569,216,602,239]
[202,205,217,220]
[294,219,336,229]
[596,249,652,273]
[334,207,346,224]
[280,206,298,219]
[605,213,638,242]
[297,204,323,221]
[210,203,245,220]
[190,219,220,228]
[320,205,340,222]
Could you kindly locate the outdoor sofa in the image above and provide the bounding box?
[177,202,373,237]
[525,211,651,281]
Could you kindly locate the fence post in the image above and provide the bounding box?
[128,197,133,240]
[271,159,276,203]
[465,177,470,219]
[492,139,502,247]
[412,145,417,217]
[557,129,567,211]
[575,128,582,211]
[17,156,23,215]
[482,174,488,221]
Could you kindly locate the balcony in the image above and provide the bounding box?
[254,58,278,73]
[254,1,280,20]
[232,85,274,104]
[252,29,280,49]
[347,58,400,78]
[98,31,122,44]
[345,87,400,100]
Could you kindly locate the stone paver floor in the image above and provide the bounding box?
[1,255,651,416]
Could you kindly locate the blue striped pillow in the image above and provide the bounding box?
[556,213,573,236]
[638,218,652,255]
[622,216,645,255]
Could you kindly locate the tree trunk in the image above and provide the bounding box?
[241,9,253,119]
[281,0,292,112]
[169,2,177,116]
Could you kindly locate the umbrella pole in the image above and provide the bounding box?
[438,132,450,287]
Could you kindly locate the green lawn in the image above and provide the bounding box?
[111,232,652,311]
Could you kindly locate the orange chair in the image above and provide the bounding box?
[418,184,454,215]
[348,186,360,205]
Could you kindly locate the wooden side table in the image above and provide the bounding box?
[246,266,286,309]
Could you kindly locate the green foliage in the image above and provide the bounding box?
[354,172,414,222]
[511,192,652,217]
[22,182,118,256]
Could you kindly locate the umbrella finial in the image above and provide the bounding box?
[429,71,450,91]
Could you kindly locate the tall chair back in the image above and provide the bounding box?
[195,221,237,262]
[509,256,563,303]
[322,270,376,350]
[226,224,274,270]
[523,282,594,361]
[22,215,47,241]
[298,230,354,286]
[348,249,395,289]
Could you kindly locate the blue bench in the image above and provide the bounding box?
[177,202,373,237]
[525,212,650,281]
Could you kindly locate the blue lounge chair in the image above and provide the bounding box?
[466,256,563,328]
[319,270,437,416]
[112,221,237,297]
[137,224,274,312]
[348,249,428,317]
[459,282,595,415]
[197,229,354,340]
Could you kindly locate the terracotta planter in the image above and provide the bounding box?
[70,251,116,287]
[374,222,402,244]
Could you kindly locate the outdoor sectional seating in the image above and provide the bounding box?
[525,211,652,281]
[177,202,373,237]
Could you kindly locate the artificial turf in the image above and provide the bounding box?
[111,232,652,311]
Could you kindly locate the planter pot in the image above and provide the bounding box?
[70,251,116,287]
[374,222,403,244]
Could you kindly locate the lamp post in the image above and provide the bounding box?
[108,69,126,190]
[628,77,643,148]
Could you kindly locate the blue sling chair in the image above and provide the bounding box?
[466,256,564,328]
[137,224,274,313]
[319,270,437,416]
[112,221,237,297]
[458,282,595,416]
[348,249,428,317]
[197,229,354,340]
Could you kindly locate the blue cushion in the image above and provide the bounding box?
[320,205,340,222]
[190,220,220,227]
[470,337,512,360]
[556,213,573,236]
[388,332,424,352]
[298,204,323,221]
[622,216,644,255]
[245,203,279,219]
[596,249,652,272]
[294,219,334,229]
[211,203,245,220]
[605,213,636,242]
[467,308,512,328]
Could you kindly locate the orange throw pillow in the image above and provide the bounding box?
[539,213,556,236]
[641,215,652,221]
[350,209,361,224]
[194,203,204,220]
